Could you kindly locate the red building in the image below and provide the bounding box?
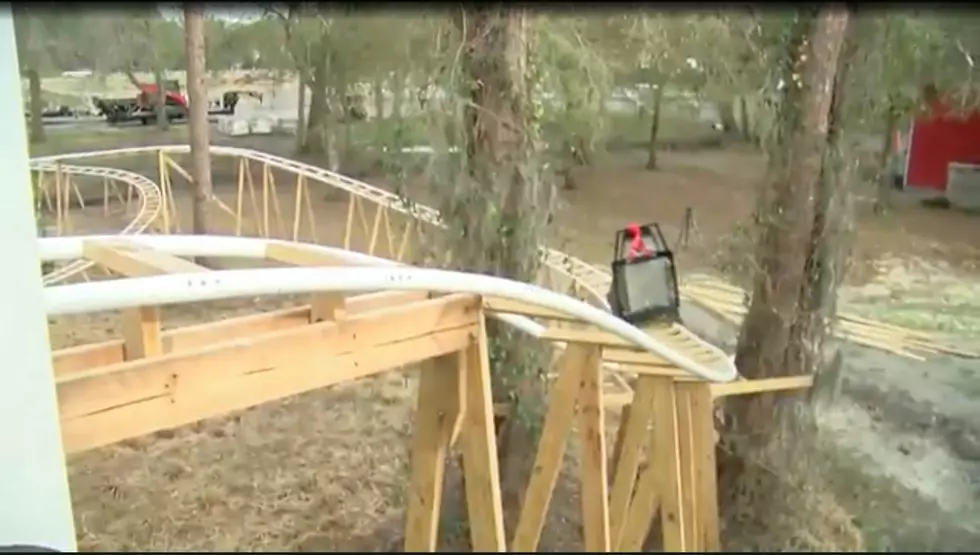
[905,92,980,193]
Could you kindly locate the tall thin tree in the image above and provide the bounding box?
[184,4,212,245]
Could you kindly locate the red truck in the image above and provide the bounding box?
[94,79,188,125]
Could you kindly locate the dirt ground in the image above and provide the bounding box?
[44,128,980,551]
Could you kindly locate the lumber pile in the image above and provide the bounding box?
[679,275,980,361]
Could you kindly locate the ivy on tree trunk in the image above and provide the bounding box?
[727,7,852,439]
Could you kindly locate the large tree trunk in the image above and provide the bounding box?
[454,7,549,536]
[301,57,339,171]
[738,95,753,143]
[718,99,739,138]
[373,76,385,120]
[727,8,851,438]
[184,5,213,247]
[153,68,169,131]
[645,82,665,170]
[294,70,307,154]
[26,68,45,144]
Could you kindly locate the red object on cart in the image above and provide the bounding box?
[625,222,650,260]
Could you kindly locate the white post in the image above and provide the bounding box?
[0,7,77,552]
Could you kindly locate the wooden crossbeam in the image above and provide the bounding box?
[264,242,362,322]
[82,241,210,277]
[81,241,211,362]
[58,293,481,454]
[264,241,367,267]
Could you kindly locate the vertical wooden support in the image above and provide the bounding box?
[457,314,506,552]
[235,157,246,236]
[243,158,261,231]
[675,382,720,552]
[261,162,270,237]
[404,353,463,552]
[609,402,631,481]
[156,150,170,233]
[675,385,698,549]
[368,204,385,256]
[263,163,285,237]
[54,164,63,234]
[621,376,684,552]
[292,173,304,241]
[608,377,659,548]
[343,193,356,249]
[120,306,162,360]
[301,173,318,242]
[396,218,417,262]
[102,176,110,217]
[510,344,590,552]
[576,344,610,552]
[310,293,346,324]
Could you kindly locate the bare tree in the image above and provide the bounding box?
[184,4,212,244]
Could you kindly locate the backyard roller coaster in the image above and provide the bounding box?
[30,144,973,552]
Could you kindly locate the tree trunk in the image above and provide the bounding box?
[392,69,405,118]
[719,99,739,138]
[874,98,900,214]
[153,68,169,131]
[455,7,548,535]
[727,8,851,437]
[301,58,339,171]
[184,5,213,250]
[295,70,307,154]
[786,13,859,399]
[124,70,141,89]
[739,95,752,143]
[373,76,385,120]
[26,68,45,144]
[645,83,665,170]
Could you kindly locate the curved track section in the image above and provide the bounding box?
[40,234,736,382]
[32,161,161,286]
[34,145,612,299]
[33,146,737,382]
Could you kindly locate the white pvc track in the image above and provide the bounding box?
[32,146,738,382]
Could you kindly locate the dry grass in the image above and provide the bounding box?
[51,293,420,552]
[720,410,865,552]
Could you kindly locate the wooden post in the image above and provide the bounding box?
[576,344,610,551]
[404,353,463,551]
[121,307,163,360]
[511,343,590,552]
[675,381,720,551]
[456,312,506,551]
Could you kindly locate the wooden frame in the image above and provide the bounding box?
[42,151,830,552]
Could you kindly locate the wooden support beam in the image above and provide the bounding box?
[58,294,480,454]
[120,306,162,360]
[621,376,685,552]
[543,328,722,367]
[81,240,210,361]
[457,315,506,552]
[676,382,720,551]
[264,241,363,323]
[576,344,611,552]
[608,377,659,549]
[82,241,210,277]
[510,344,591,552]
[264,241,368,267]
[710,375,813,398]
[483,296,580,321]
[52,291,434,378]
[404,353,462,552]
